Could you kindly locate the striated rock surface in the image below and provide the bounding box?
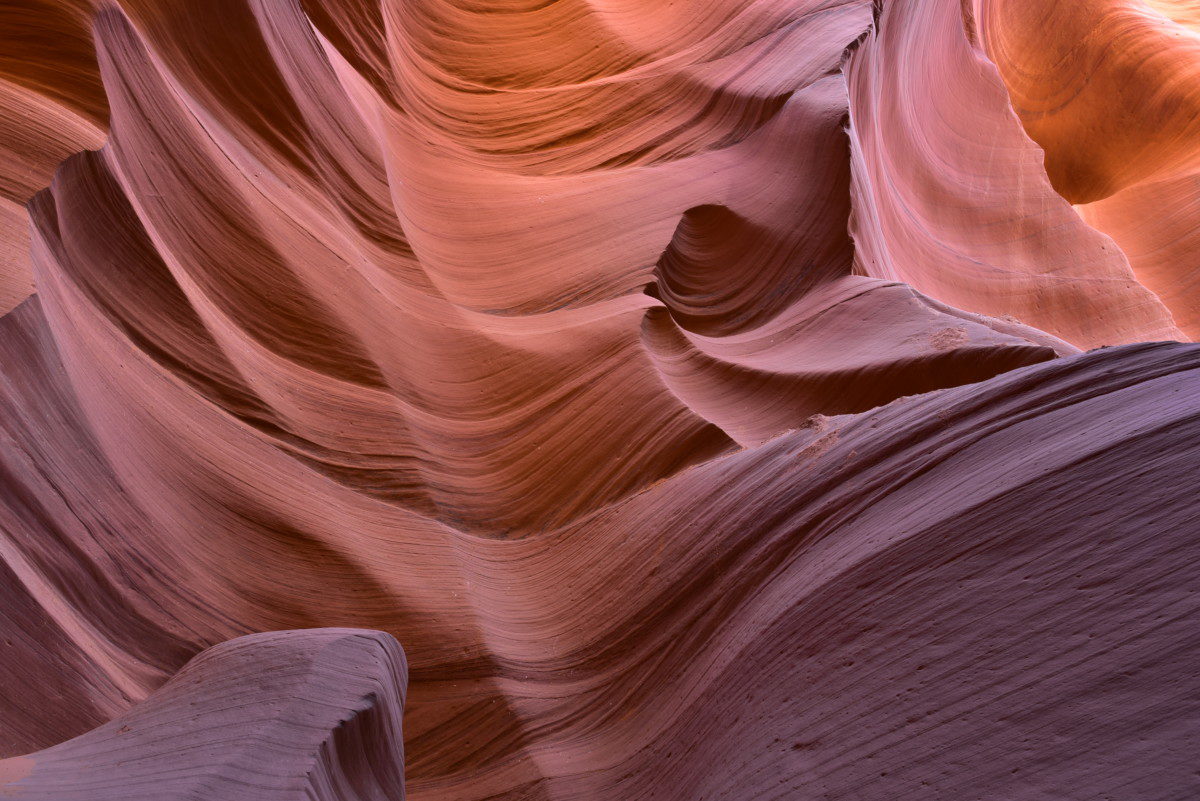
[973,0,1200,341]
[0,629,407,799]
[0,0,1198,799]
[845,0,1182,347]
[0,1,105,312]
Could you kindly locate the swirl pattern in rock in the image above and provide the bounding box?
[0,0,1198,799]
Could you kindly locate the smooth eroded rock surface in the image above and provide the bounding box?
[0,1,1198,799]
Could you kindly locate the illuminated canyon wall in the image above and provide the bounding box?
[0,0,1198,798]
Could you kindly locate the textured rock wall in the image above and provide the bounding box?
[0,1,1198,799]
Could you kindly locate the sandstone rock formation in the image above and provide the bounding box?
[0,629,407,800]
[0,1,1197,799]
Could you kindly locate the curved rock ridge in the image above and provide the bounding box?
[3,279,1199,797]
[0,0,1198,799]
[643,273,1069,446]
[0,1,104,313]
[15,0,1077,544]
[0,629,408,800]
